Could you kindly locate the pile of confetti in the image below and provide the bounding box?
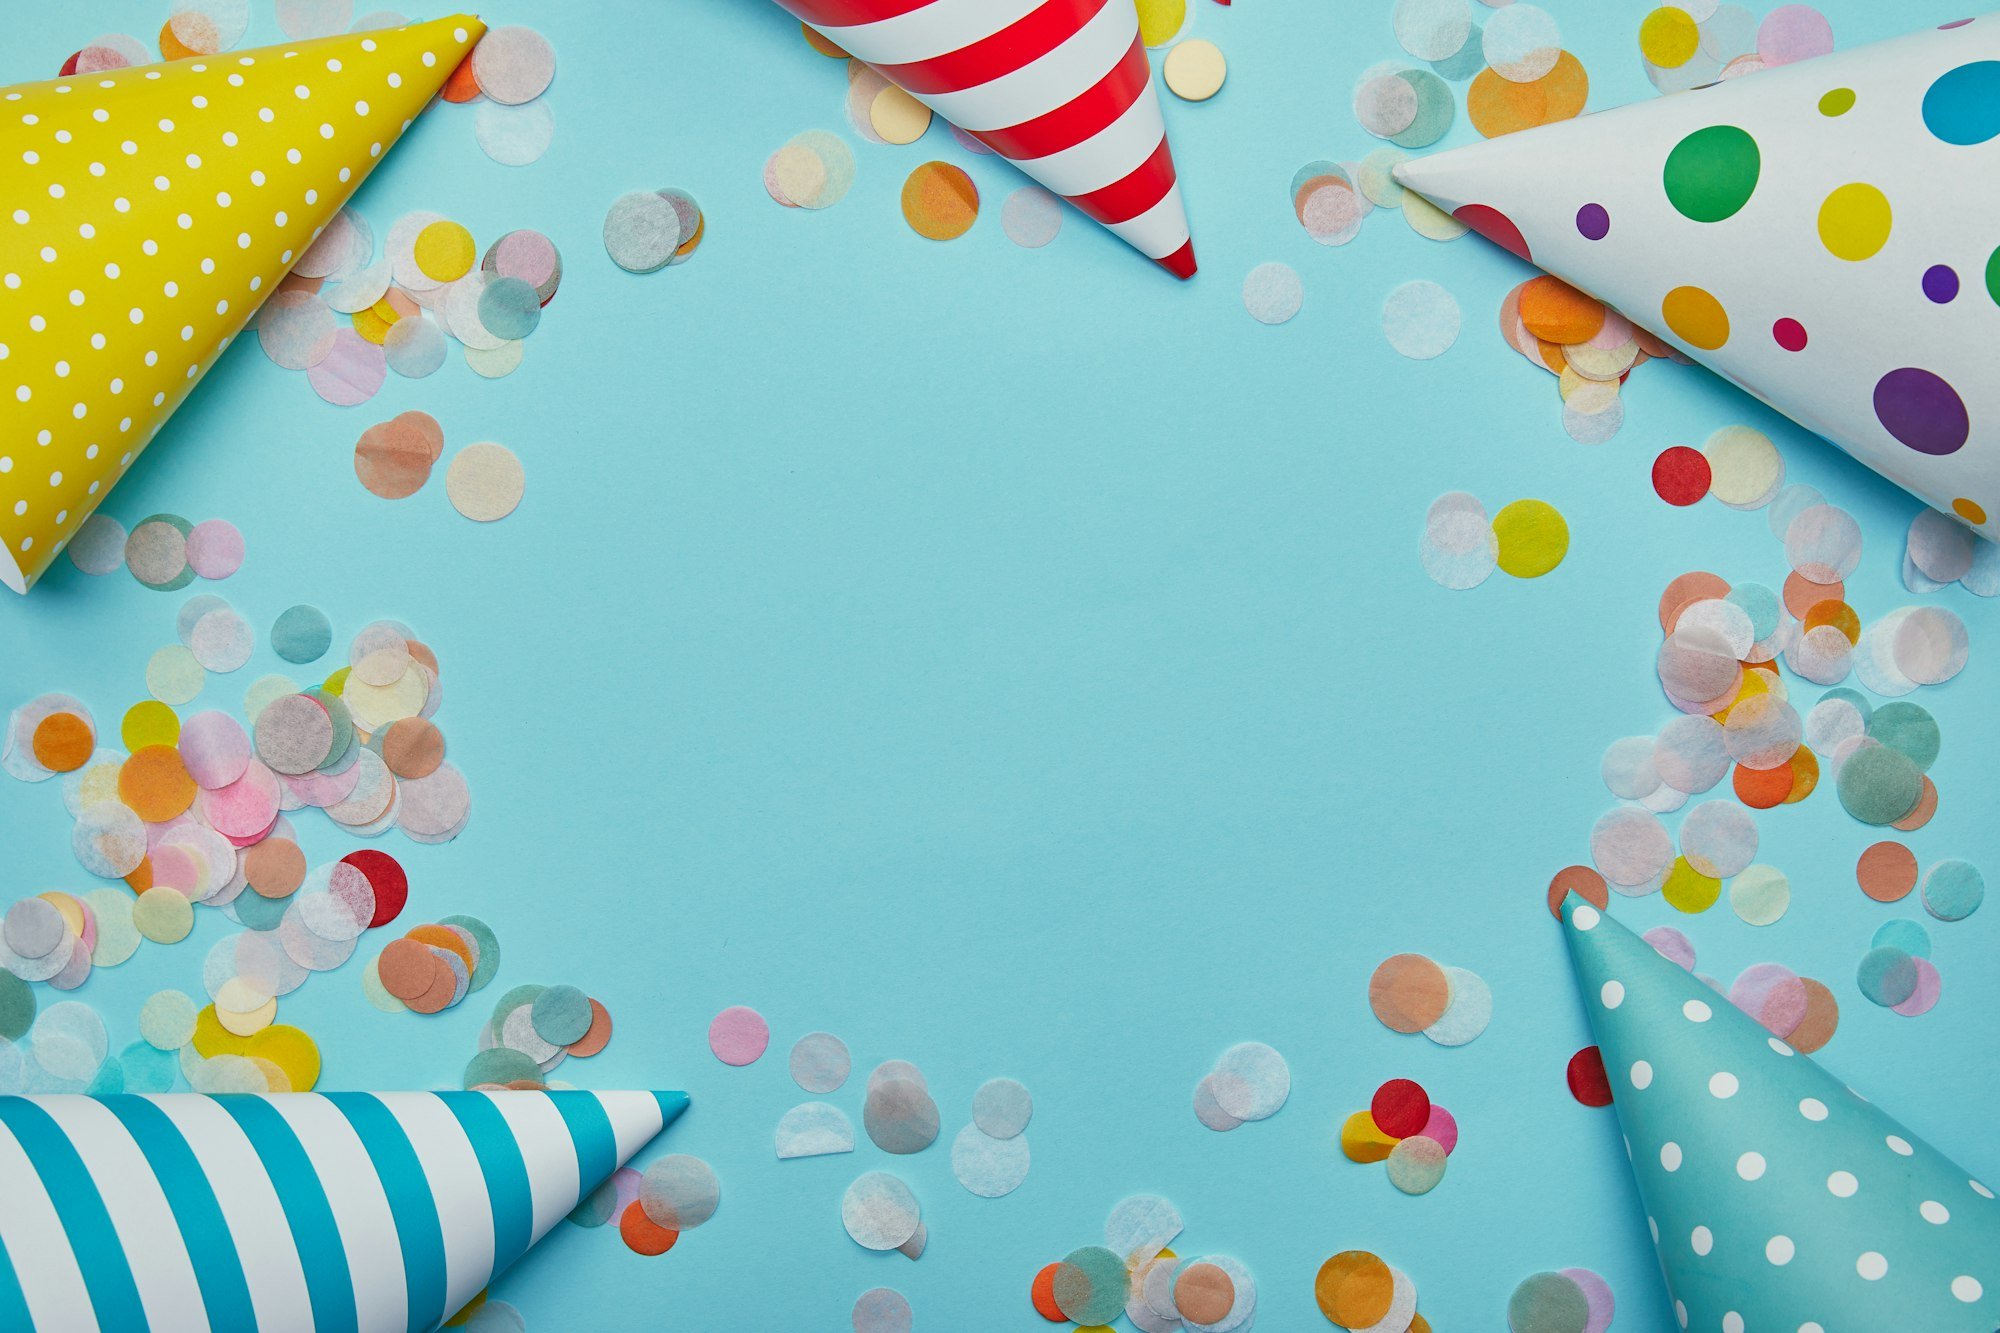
[1421,492,1570,589]
[1503,275,1686,444]
[367,914,499,1013]
[1192,1040,1289,1131]
[60,513,246,585]
[1904,508,2000,595]
[1368,952,1492,1045]
[260,207,564,397]
[449,25,558,167]
[461,982,612,1088]
[1506,1267,1615,1332]
[1639,2,1834,94]
[1341,1077,1460,1196]
[1030,1194,1255,1332]
[602,189,707,274]
[1316,1249,1432,1331]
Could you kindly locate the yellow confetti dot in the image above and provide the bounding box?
[1662,855,1721,913]
[246,1024,322,1092]
[1662,284,1730,350]
[799,22,848,58]
[323,665,351,695]
[445,1291,489,1327]
[1816,182,1892,261]
[869,85,932,145]
[1340,1110,1399,1163]
[1952,497,1987,525]
[1164,39,1227,101]
[191,1004,252,1059]
[1639,7,1700,68]
[1135,0,1187,47]
[414,219,477,283]
[1491,499,1569,578]
[353,301,400,345]
[132,886,194,943]
[121,699,180,751]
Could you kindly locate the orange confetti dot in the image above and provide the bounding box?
[1031,1263,1066,1322]
[1316,1250,1395,1326]
[1782,570,1842,620]
[565,998,614,1057]
[801,22,849,57]
[1783,746,1820,804]
[1468,52,1588,137]
[1518,276,1605,344]
[1856,841,1917,902]
[31,712,93,772]
[406,923,477,974]
[1368,953,1450,1032]
[1662,284,1729,350]
[1892,775,1938,830]
[118,745,197,822]
[901,162,980,241]
[158,20,198,61]
[1803,598,1860,644]
[125,857,155,894]
[1547,864,1608,919]
[441,55,483,103]
[619,1201,678,1256]
[1732,762,1792,809]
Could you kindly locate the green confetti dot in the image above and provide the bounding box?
[530,983,592,1046]
[1872,918,1932,958]
[1837,745,1923,825]
[1663,125,1761,222]
[0,971,35,1042]
[463,1046,542,1089]
[1507,1271,1591,1333]
[1053,1246,1129,1325]
[438,914,501,992]
[1867,701,1940,771]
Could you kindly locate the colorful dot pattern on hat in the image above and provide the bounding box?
[1393,17,2000,536]
[0,14,484,592]
[1560,895,2000,1329]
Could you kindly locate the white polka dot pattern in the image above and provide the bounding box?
[0,14,482,591]
[1560,895,2000,1327]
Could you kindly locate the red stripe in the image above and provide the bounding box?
[769,0,934,29]
[874,0,1111,95]
[1064,134,1175,226]
[971,38,1149,161]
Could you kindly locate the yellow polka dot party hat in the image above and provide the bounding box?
[1396,17,2000,542]
[0,14,484,593]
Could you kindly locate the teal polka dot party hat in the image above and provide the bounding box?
[1395,17,2000,542]
[1558,893,1998,1330]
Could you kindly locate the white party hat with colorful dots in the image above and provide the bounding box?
[0,14,484,594]
[1397,17,2000,541]
[1557,893,1999,1330]
[0,1088,688,1331]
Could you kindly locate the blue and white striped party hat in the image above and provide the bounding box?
[0,1088,688,1331]
[1559,894,1998,1330]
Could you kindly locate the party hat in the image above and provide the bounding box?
[1396,17,2000,539]
[1556,894,1999,1329]
[771,0,1197,278]
[0,15,485,594]
[0,1088,688,1330]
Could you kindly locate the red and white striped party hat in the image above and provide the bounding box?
[772,0,1197,278]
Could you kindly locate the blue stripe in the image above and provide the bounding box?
[546,1091,617,1202]
[0,1097,147,1330]
[215,1094,358,1333]
[99,1095,258,1331]
[435,1093,534,1274]
[0,1230,34,1332]
[323,1093,447,1333]
[654,1091,690,1130]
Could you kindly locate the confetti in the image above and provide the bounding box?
[777,1102,855,1159]
[1382,280,1462,359]
[842,1171,921,1251]
[790,1031,851,1093]
[1164,39,1227,100]
[766,130,857,210]
[972,1077,1033,1138]
[1369,953,1450,1032]
[950,1123,1031,1197]
[1000,188,1064,249]
[708,1005,770,1065]
[1242,262,1303,325]
[445,443,525,522]
[901,162,979,240]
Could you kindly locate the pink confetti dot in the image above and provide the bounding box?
[708,1005,770,1066]
[185,519,245,579]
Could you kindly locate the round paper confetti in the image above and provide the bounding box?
[1382,280,1461,359]
[1242,262,1303,325]
[901,162,979,240]
[1491,499,1567,577]
[1369,953,1450,1032]
[972,1077,1033,1138]
[1001,188,1064,249]
[841,1171,920,1251]
[639,1154,719,1230]
[445,443,525,522]
[1164,39,1227,100]
[790,1031,850,1093]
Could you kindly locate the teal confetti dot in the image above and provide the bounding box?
[463,1046,542,1089]
[478,276,543,340]
[234,890,290,931]
[1054,1246,1129,1325]
[568,1174,619,1228]
[530,983,592,1046]
[1871,918,1932,958]
[488,983,544,1031]
[1922,859,1985,922]
[0,971,34,1042]
[271,605,333,664]
[1724,582,1780,641]
[119,1040,179,1093]
[1857,945,1918,1006]
[438,914,501,992]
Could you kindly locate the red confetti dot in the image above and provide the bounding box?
[1567,1046,1613,1107]
[1651,446,1712,506]
[1453,203,1531,262]
[618,1201,678,1255]
[1370,1077,1432,1138]
[342,849,409,928]
[1030,1263,1066,1321]
[1772,317,1809,351]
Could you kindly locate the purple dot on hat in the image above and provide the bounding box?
[1922,264,1960,303]
[1575,203,1610,240]
[1772,318,1808,351]
[1874,367,1969,455]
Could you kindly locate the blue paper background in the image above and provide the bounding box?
[3,1,1996,1328]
